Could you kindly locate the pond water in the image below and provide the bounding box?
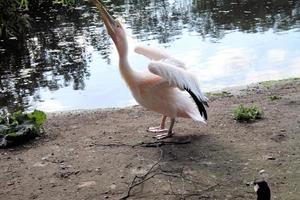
[0,0,300,112]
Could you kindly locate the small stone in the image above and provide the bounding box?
[71,125,79,129]
[33,162,47,167]
[110,183,116,190]
[104,196,109,199]
[16,157,23,161]
[259,169,266,174]
[7,181,14,186]
[77,181,97,188]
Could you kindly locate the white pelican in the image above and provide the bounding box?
[92,0,208,139]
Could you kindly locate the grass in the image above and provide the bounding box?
[259,77,300,88]
[233,104,262,122]
[268,95,282,101]
[206,91,233,97]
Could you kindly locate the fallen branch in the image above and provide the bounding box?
[120,148,163,200]
[94,143,133,148]
[133,139,191,148]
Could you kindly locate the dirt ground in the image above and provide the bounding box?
[1,79,300,200]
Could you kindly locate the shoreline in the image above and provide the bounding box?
[46,76,300,115]
[1,77,299,199]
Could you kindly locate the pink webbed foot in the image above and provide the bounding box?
[147,126,168,133]
[154,132,174,140]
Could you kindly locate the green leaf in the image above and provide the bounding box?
[12,110,28,124]
[0,110,46,148]
[0,124,10,135]
[233,104,262,122]
[27,110,47,127]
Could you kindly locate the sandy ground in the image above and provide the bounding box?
[0,79,300,200]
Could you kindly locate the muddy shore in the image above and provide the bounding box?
[1,78,299,200]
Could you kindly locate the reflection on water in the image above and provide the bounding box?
[0,0,300,112]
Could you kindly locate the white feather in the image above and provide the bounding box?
[134,45,186,69]
[148,61,208,103]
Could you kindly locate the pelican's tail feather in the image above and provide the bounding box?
[185,88,208,121]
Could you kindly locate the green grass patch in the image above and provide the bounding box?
[268,95,282,101]
[206,91,233,97]
[233,104,262,122]
[0,110,46,148]
[259,77,300,88]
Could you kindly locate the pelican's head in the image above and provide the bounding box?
[92,0,128,57]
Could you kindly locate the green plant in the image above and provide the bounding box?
[268,95,281,101]
[208,91,233,97]
[0,110,46,148]
[233,104,262,122]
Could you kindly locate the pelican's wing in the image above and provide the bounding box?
[149,61,209,119]
[135,45,186,69]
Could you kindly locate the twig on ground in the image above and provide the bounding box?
[133,139,191,148]
[92,138,191,149]
[94,143,133,148]
[119,147,219,199]
[120,148,163,200]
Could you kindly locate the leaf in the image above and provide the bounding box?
[27,110,46,127]
[0,110,46,148]
[12,110,28,124]
[0,124,10,135]
[233,104,262,122]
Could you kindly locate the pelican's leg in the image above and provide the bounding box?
[147,115,168,133]
[154,118,175,139]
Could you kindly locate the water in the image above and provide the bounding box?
[1,0,300,112]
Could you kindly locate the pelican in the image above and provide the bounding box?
[92,0,208,139]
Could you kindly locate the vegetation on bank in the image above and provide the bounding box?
[259,77,300,88]
[0,110,46,148]
[233,104,263,122]
[268,95,281,101]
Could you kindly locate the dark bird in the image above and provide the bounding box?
[254,180,271,200]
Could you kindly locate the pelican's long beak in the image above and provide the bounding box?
[91,0,117,39]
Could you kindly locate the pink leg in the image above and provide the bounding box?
[154,118,175,140]
[147,115,168,133]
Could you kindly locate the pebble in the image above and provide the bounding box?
[33,162,47,167]
[267,156,276,160]
[77,181,97,188]
[7,181,14,186]
[259,169,266,174]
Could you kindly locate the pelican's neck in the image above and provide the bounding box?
[118,51,138,89]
